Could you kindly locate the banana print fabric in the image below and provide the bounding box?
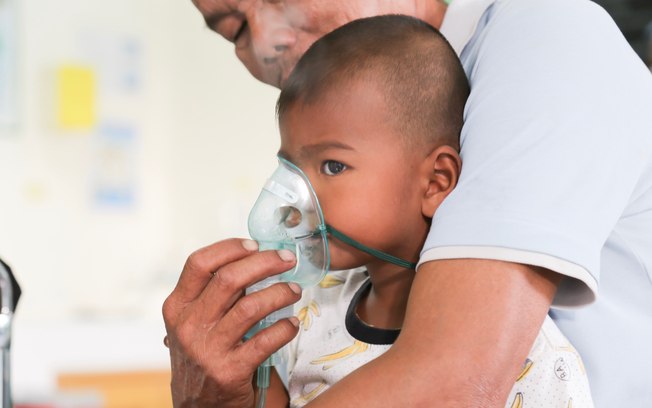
[286,270,594,407]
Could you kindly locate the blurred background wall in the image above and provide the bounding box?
[0,0,279,404]
[0,0,649,406]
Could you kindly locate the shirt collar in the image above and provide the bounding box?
[440,0,497,56]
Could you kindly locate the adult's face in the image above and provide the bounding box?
[192,0,415,87]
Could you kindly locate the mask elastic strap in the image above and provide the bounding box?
[325,225,417,270]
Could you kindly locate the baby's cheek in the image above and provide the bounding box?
[327,239,370,270]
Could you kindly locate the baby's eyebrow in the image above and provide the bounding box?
[278,141,355,166]
[299,141,355,158]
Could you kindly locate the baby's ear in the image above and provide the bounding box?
[420,145,461,218]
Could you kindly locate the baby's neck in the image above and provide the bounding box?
[356,262,416,330]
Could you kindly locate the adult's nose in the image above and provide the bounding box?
[269,26,296,54]
[255,25,297,65]
[245,5,296,58]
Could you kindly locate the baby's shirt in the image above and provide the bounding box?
[287,270,594,407]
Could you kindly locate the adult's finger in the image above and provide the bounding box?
[172,238,259,304]
[234,317,301,372]
[194,249,297,322]
[211,281,302,346]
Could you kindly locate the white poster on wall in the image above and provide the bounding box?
[0,0,17,127]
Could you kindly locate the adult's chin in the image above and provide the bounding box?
[248,64,284,88]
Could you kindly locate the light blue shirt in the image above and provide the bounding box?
[421,0,652,406]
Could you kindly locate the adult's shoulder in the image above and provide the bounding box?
[489,0,617,31]
[462,0,645,101]
[469,0,626,66]
[425,0,652,308]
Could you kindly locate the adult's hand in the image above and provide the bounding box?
[163,238,301,407]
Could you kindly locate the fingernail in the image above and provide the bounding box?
[242,239,259,251]
[277,249,295,262]
[288,282,302,294]
[288,316,300,327]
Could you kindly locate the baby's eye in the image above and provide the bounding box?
[322,160,347,176]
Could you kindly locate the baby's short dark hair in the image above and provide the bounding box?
[277,14,469,151]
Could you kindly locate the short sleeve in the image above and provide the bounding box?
[420,0,652,307]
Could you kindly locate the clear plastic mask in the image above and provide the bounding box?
[246,156,415,365]
[248,156,330,288]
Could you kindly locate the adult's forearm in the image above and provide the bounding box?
[307,259,561,407]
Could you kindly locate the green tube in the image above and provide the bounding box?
[325,225,417,270]
[256,365,270,408]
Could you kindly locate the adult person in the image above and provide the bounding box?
[162,0,652,406]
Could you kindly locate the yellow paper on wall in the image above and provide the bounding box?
[56,65,96,130]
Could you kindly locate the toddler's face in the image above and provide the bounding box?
[278,82,429,270]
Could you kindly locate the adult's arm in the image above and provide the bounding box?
[163,238,300,408]
[306,259,560,407]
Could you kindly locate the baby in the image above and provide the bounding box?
[259,14,593,408]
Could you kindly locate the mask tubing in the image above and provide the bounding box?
[246,278,293,366]
[256,365,270,408]
[325,225,417,270]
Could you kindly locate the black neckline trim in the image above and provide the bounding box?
[345,278,401,345]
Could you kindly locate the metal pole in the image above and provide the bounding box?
[1,349,9,408]
[0,262,14,408]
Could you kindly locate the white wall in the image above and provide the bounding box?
[0,0,280,400]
